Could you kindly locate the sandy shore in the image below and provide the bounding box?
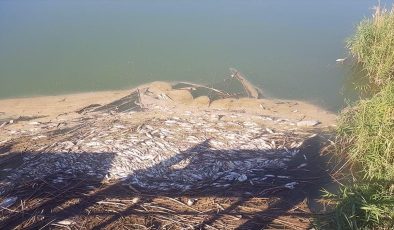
[0,81,337,127]
[0,89,132,118]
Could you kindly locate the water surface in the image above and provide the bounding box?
[1,0,393,111]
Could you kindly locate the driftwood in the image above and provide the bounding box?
[175,81,231,97]
[229,68,263,99]
[92,90,142,113]
[73,68,263,116]
[76,104,101,114]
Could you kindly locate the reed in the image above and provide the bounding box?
[347,5,394,88]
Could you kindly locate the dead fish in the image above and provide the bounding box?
[266,128,274,134]
[86,141,101,147]
[284,182,298,189]
[296,163,307,169]
[187,198,197,206]
[0,196,17,209]
[237,174,248,182]
[296,120,320,127]
[270,140,276,149]
[54,219,75,226]
[113,124,126,129]
[32,135,47,140]
[277,175,290,179]
[165,120,177,125]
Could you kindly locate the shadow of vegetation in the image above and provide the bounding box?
[0,135,333,229]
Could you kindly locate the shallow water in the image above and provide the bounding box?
[0,0,392,111]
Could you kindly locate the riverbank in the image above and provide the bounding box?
[0,81,336,127]
[0,81,337,229]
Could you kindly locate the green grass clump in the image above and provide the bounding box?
[337,83,394,181]
[322,83,394,229]
[323,182,394,230]
[347,5,394,86]
[324,6,394,227]
[326,83,394,229]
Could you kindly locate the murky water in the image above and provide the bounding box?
[1,0,392,111]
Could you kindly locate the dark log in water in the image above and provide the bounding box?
[229,68,263,99]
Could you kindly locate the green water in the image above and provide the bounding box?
[1,0,392,111]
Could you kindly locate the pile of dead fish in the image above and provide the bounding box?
[4,109,310,192]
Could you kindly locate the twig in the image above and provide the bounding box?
[163,196,203,214]
[142,204,175,213]
[96,201,127,207]
[258,185,285,195]
[1,207,20,213]
[238,205,265,212]
[124,223,149,229]
[154,214,194,229]
[127,184,140,193]
[38,219,56,230]
[50,223,72,230]
[215,203,225,211]
[204,224,220,230]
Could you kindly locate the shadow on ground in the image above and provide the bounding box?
[0,135,333,229]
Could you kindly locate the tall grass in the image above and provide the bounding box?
[323,182,394,230]
[323,5,394,229]
[337,83,394,181]
[347,5,394,87]
[326,83,394,229]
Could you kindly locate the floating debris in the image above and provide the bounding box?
[336,58,347,63]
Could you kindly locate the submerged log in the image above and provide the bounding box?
[229,68,263,99]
